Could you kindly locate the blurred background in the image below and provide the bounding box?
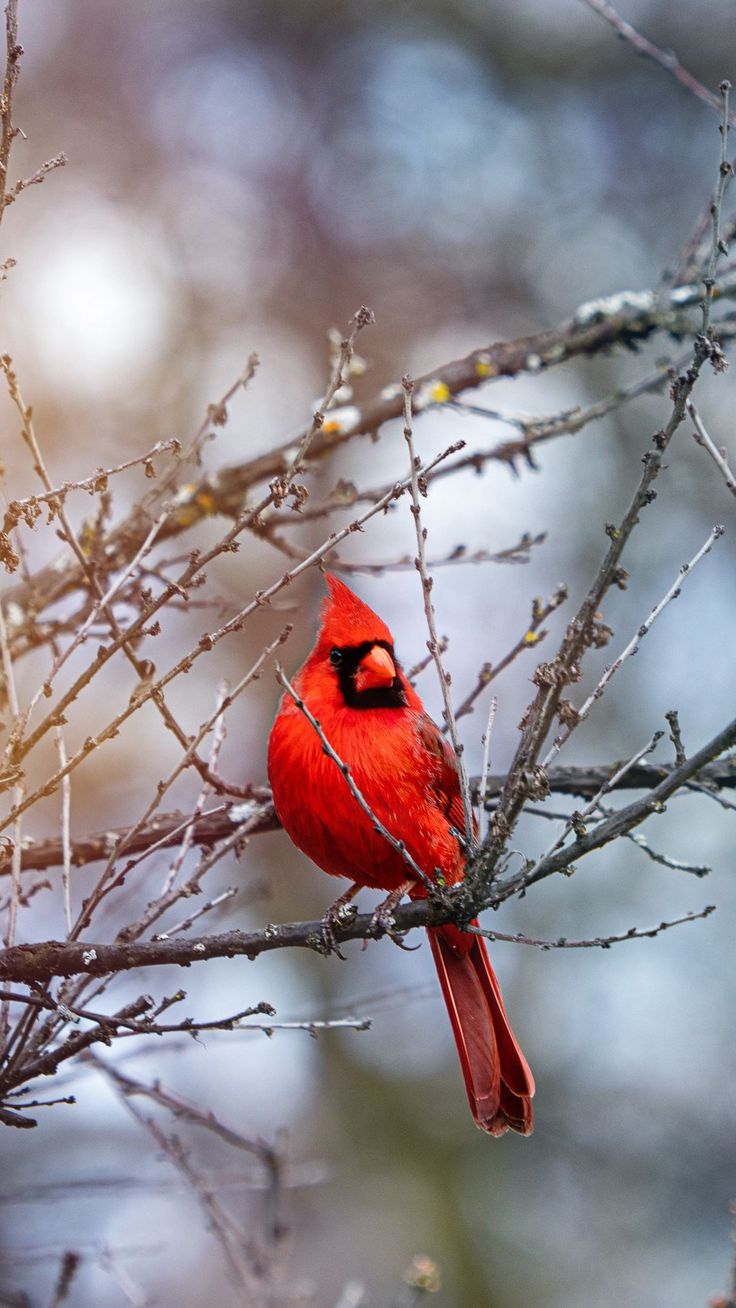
[1,0,735,1304]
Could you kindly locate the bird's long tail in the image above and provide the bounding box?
[427,924,535,1136]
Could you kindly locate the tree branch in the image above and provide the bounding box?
[5,272,736,638]
[6,751,736,878]
[1,716,732,984]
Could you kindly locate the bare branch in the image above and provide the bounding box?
[402,376,474,843]
[478,697,497,845]
[471,904,715,950]
[689,401,736,495]
[495,715,736,905]
[6,442,461,794]
[701,81,733,337]
[451,584,568,728]
[1,713,733,985]
[533,731,665,876]
[6,271,736,639]
[447,349,688,466]
[2,150,67,207]
[0,0,21,225]
[541,525,724,769]
[580,0,734,121]
[6,751,736,880]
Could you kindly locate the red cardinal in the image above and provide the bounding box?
[268,574,534,1136]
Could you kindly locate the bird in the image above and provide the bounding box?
[267,572,534,1136]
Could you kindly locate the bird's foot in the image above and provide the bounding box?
[321,885,359,958]
[368,882,419,950]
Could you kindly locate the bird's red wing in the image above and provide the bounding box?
[417,715,476,842]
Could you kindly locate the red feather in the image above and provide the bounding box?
[268,573,534,1136]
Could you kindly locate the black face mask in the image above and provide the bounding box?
[329,641,408,709]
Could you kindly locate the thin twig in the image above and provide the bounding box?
[401,376,474,844]
[542,525,724,769]
[448,349,686,454]
[277,305,375,494]
[55,727,73,933]
[478,697,497,845]
[4,437,182,517]
[496,716,736,905]
[689,401,736,495]
[470,904,715,950]
[0,0,21,225]
[532,731,664,876]
[581,0,734,122]
[0,602,25,1046]
[2,150,67,207]
[451,585,568,727]
[406,635,448,683]
[701,81,733,338]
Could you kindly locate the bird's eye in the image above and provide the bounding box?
[329,648,343,667]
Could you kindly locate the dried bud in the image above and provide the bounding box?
[557,699,580,728]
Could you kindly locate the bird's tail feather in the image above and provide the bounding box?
[428,926,534,1137]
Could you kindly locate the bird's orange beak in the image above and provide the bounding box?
[354,644,397,692]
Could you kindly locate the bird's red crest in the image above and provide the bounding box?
[316,573,395,650]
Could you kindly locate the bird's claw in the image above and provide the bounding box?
[368,891,419,951]
[369,902,396,938]
[321,898,358,958]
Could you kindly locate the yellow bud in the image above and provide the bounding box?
[474,355,497,378]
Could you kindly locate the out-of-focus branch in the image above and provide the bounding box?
[0,444,461,835]
[5,273,736,640]
[92,1059,288,1302]
[0,0,21,225]
[5,752,736,878]
[2,150,67,208]
[689,402,736,495]
[446,349,687,465]
[0,3,66,234]
[580,0,736,121]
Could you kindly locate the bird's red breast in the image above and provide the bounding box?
[268,573,466,893]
